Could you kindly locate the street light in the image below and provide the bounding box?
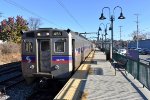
[104,23,111,50]
[99,6,125,59]
[98,23,105,49]
[97,27,101,42]
[99,23,111,50]
[96,27,102,49]
[101,33,104,49]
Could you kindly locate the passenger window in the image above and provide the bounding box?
[25,42,33,52]
[55,42,65,52]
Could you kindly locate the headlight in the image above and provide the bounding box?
[29,65,35,69]
[37,33,41,36]
[55,65,59,70]
[46,32,50,36]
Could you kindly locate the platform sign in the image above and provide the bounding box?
[127,49,139,61]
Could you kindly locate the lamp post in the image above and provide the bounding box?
[104,29,107,49]
[97,27,101,49]
[97,27,101,42]
[102,33,104,49]
[104,23,111,50]
[99,6,125,59]
[119,26,123,48]
[98,23,105,49]
[99,23,111,50]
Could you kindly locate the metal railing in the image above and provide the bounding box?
[113,53,150,90]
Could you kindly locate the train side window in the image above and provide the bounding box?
[55,42,65,53]
[25,42,33,52]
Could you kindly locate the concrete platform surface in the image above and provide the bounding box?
[81,49,150,100]
[54,49,150,100]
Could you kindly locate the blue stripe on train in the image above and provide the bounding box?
[52,56,72,61]
[22,55,72,62]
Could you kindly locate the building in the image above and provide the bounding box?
[128,39,150,49]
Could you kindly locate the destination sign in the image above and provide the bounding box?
[53,31,62,36]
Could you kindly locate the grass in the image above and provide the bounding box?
[0,42,21,65]
[0,53,21,65]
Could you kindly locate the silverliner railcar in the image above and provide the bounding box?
[21,28,93,83]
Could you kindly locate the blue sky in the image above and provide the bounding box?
[0,0,150,40]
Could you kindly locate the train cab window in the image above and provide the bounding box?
[25,42,33,52]
[55,42,65,53]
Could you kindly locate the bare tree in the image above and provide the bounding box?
[28,17,42,30]
[130,31,137,40]
[147,32,150,39]
[143,32,150,39]
[130,30,148,41]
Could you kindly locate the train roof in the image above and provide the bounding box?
[22,28,68,38]
[21,28,90,41]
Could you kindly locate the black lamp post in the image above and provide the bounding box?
[102,34,104,49]
[104,29,107,49]
[98,23,105,49]
[97,27,101,42]
[99,6,125,59]
[99,23,111,50]
[104,23,111,49]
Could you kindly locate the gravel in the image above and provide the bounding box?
[1,81,36,100]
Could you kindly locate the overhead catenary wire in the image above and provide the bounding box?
[3,0,63,28]
[55,0,86,32]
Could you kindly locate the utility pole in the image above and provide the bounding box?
[119,26,122,41]
[134,14,139,49]
[119,26,122,48]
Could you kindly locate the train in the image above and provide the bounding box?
[21,28,94,83]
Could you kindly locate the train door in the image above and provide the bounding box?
[72,39,75,71]
[38,39,51,72]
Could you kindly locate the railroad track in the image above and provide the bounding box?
[0,61,24,94]
[0,61,21,69]
[0,74,24,93]
[0,66,21,76]
[0,62,21,74]
[27,79,66,100]
[0,62,66,99]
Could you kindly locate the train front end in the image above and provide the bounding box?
[21,29,73,83]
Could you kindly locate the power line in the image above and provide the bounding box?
[3,0,62,28]
[55,0,86,31]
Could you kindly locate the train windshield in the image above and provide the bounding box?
[55,42,65,52]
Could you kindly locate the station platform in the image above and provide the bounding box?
[54,48,150,100]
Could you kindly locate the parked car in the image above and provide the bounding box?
[140,48,150,55]
[117,49,127,55]
[129,47,136,50]
[134,48,142,53]
[113,47,118,53]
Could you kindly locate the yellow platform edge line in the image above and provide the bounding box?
[54,50,95,100]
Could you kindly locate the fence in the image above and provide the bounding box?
[113,53,150,90]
